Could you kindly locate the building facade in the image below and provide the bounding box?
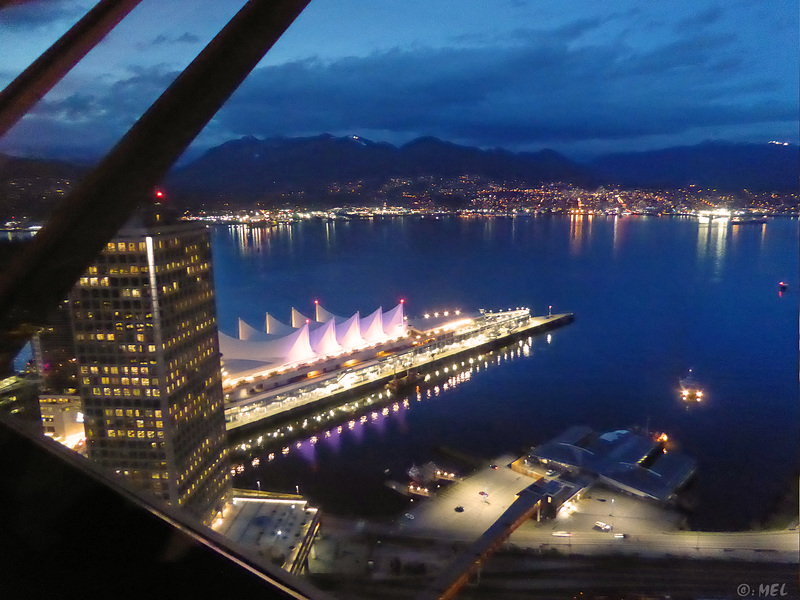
[39,393,83,440]
[70,210,229,523]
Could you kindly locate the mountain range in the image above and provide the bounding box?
[591,142,798,191]
[1,136,797,216]
[167,135,798,200]
[166,134,594,201]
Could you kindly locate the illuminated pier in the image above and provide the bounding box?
[223,309,574,432]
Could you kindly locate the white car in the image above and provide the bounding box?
[595,521,612,531]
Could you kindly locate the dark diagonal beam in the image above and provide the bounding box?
[0,0,311,370]
[0,0,146,138]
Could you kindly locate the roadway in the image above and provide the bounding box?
[364,461,799,564]
[311,556,799,600]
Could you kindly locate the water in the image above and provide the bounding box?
[211,215,799,531]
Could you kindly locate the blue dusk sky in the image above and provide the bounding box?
[0,0,798,161]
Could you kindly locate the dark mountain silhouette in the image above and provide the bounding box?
[590,142,799,191]
[1,138,796,216]
[165,134,593,201]
[396,136,587,182]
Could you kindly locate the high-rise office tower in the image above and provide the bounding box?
[70,206,229,524]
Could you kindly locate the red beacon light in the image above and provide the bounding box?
[400,298,405,304]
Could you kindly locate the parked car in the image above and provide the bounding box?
[594,521,612,531]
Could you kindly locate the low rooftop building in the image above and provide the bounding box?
[529,426,695,503]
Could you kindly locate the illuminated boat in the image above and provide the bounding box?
[730,216,767,225]
[679,369,703,402]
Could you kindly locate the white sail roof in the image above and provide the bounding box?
[219,324,314,365]
[360,307,386,344]
[315,303,342,323]
[336,312,364,350]
[309,319,342,355]
[222,303,407,376]
[291,307,313,328]
[382,303,406,338]
[265,313,294,336]
[238,318,270,341]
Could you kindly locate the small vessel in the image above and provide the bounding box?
[779,281,788,292]
[679,369,703,401]
[730,216,767,225]
[386,371,422,392]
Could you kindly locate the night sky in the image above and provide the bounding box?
[1,0,798,161]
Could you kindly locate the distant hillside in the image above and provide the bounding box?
[2,138,797,216]
[590,142,799,191]
[0,153,86,220]
[166,134,594,203]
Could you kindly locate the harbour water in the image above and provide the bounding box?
[212,215,799,531]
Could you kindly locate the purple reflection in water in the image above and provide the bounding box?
[348,418,365,443]
[295,439,316,463]
[370,410,387,434]
[322,427,342,453]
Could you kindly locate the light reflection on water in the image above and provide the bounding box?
[213,215,799,529]
[229,337,533,470]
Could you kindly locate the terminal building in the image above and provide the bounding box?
[527,425,696,503]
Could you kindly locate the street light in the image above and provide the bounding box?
[611,498,614,530]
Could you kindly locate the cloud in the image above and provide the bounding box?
[0,0,87,29]
[32,92,104,121]
[3,10,797,158]
[1,63,182,158]
[210,23,795,149]
[674,4,724,31]
[30,63,179,124]
[147,32,200,47]
[175,32,199,43]
[450,16,605,47]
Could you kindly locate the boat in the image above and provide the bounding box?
[679,369,703,402]
[779,281,788,292]
[730,216,767,225]
[386,370,423,392]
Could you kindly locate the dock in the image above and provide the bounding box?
[224,311,574,433]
